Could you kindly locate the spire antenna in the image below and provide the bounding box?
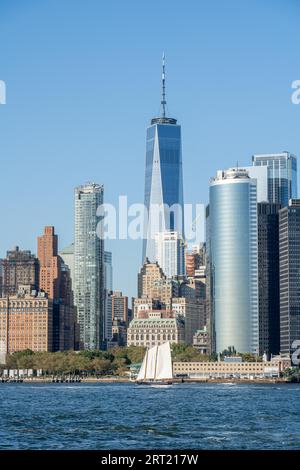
[161,52,166,118]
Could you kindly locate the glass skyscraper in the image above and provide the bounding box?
[142,56,184,263]
[279,199,300,355]
[155,231,185,278]
[257,202,281,356]
[252,152,297,207]
[208,168,259,354]
[74,183,104,350]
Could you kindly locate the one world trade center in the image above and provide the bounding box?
[142,55,184,263]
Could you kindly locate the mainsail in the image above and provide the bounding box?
[136,341,173,382]
[155,341,173,380]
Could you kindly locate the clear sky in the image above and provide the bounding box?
[0,0,300,300]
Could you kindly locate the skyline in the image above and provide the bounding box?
[1,0,300,300]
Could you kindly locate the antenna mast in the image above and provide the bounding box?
[161,53,166,118]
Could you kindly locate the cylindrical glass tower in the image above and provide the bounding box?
[209,168,259,354]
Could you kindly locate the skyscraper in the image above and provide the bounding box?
[111,291,128,324]
[155,231,185,278]
[38,226,61,300]
[74,183,104,350]
[142,55,184,263]
[257,203,281,356]
[207,168,259,354]
[279,199,300,355]
[38,226,76,351]
[104,251,113,292]
[59,243,75,286]
[252,152,297,207]
[103,251,113,347]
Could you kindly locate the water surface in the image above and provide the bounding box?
[0,382,299,449]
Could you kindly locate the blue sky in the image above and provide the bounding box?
[0,0,300,299]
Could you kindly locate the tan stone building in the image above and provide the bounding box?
[138,260,166,298]
[127,310,185,348]
[173,358,290,378]
[0,289,53,355]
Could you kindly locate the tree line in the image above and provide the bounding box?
[0,344,261,377]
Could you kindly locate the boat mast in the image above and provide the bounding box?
[144,349,149,381]
[153,344,159,382]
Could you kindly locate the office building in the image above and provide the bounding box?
[244,166,269,203]
[185,243,206,277]
[1,247,39,297]
[155,231,185,278]
[74,183,104,349]
[171,297,205,345]
[142,55,184,263]
[279,199,300,355]
[138,259,166,298]
[38,226,61,300]
[0,287,53,354]
[111,319,128,347]
[111,291,128,324]
[104,251,113,292]
[208,168,259,354]
[59,243,75,285]
[252,152,297,207]
[104,291,113,346]
[257,203,281,356]
[38,226,76,351]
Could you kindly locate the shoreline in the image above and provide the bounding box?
[1,377,295,384]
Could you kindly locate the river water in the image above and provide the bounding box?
[0,382,299,449]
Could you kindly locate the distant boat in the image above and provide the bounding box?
[136,342,173,385]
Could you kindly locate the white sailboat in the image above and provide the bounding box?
[136,341,173,385]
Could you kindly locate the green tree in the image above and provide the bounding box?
[92,358,113,375]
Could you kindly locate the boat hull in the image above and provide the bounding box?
[136,381,172,385]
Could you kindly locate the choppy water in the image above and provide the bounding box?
[0,382,299,449]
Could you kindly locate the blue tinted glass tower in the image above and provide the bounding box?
[142,55,184,263]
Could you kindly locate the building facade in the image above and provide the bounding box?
[38,226,76,351]
[138,259,166,298]
[59,243,75,286]
[155,231,185,278]
[279,199,300,355]
[193,326,209,354]
[208,168,259,354]
[142,56,184,263]
[111,291,128,324]
[257,203,281,356]
[0,288,53,355]
[252,152,297,207]
[170,297,205,345]
[173,359,289,378]
[127,310,185,348]
[185,243,206,277]
[104,251,113,292]
[74,183,104,349]
[1,247,39,297]
[38,226,61,300]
